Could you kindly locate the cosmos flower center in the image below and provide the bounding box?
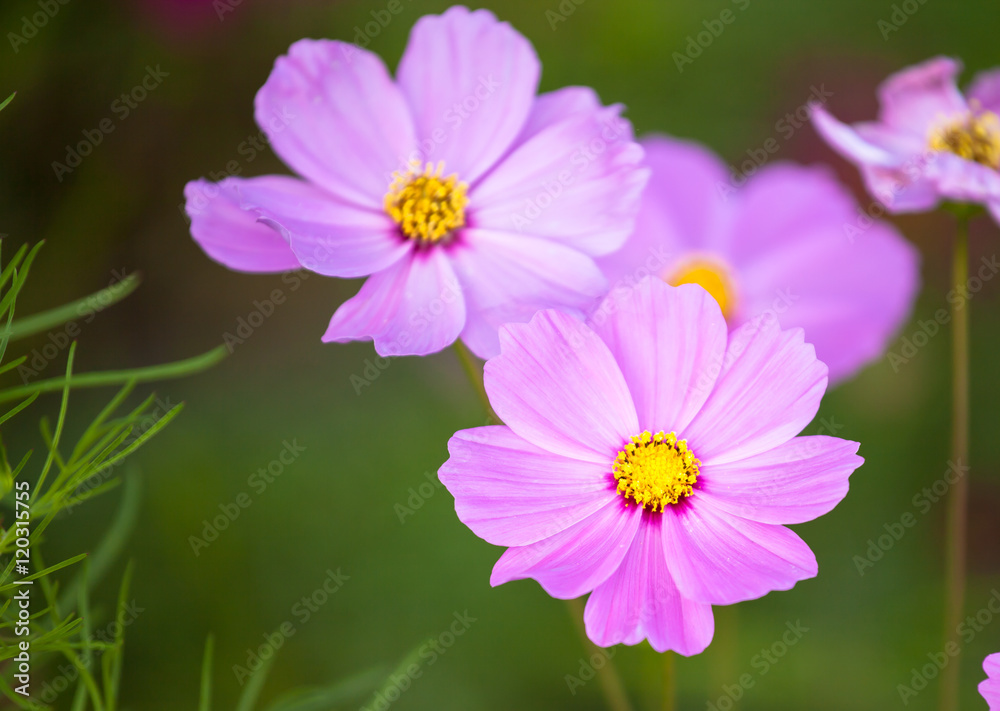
[613,431,700,512]
[666,256,737,320]
[928,110,1000,169]
[384,160,469,244]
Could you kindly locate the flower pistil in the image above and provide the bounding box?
[384,160,469,244]
[613,430,700,512]
[928,109,1000,169]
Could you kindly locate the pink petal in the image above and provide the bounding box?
[811,106,904,168]
[396,6,539,184]
[237,175,411,278]
[857,163,942,213]
[597,134,732,285]
[588,279,727,436]
[484,310,639,464]
[491,498,642,599]
[254,39,416,208]
[681,314,827,466]
[584,514,715,655]
[449,228,607,359]
[471,87,648,257]
[323,250,465,356]
[438,426,618,547]
[981,653,1000,708]
[877,56,968,136]
[926,151,1000,204]
[661,497,817,605]
[699,436,862,525]
[184,178,300,273]
[967,68,1000,115]
[729,163,921,383]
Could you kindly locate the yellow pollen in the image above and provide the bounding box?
[384,160,469,244]
[613,431,700,512]
[666,257,737,320]
[928,109,1000,169]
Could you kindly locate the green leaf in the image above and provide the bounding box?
[0,92,14,113]
[264,666,388,711]
[0,553,88,592]
[235,648,276,711]
[0,345,228,405]
[0,272,141,340]
[199,635,215,711]
[59,475,141,613]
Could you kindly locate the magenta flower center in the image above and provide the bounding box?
[384,160,470,244]
[613,431,701,512]
[928,110,1000,169]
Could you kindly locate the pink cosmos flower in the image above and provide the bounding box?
[982,654,1000,709]
[812,56,1000,223]
[596,135,920,384]
[184,6,647,358]
[438,277,863,654]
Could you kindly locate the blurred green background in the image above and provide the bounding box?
[3,0,1000,708]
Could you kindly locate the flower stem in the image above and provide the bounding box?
[452,340,498,423]
[940,215,970,711]
[450,342,633,711]
[566,597,635,711]
[662,650,676,711]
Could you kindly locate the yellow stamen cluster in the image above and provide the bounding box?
[667,257,736,321]
[384,160,469,244]
[928,110,1000,169]
[613,431,700,512]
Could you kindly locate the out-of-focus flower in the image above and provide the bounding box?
[439,278,862,654]
[185,6,647,358]
[981,654,1000,709]
[597,135,920,384]
[813,56,1000,223]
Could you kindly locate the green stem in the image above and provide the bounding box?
[940,216,970,711]
[662,650,676,711]
[566,597,634,711]
[711,606,739,708]
[450,342,632,711]
[452,340,499,423]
